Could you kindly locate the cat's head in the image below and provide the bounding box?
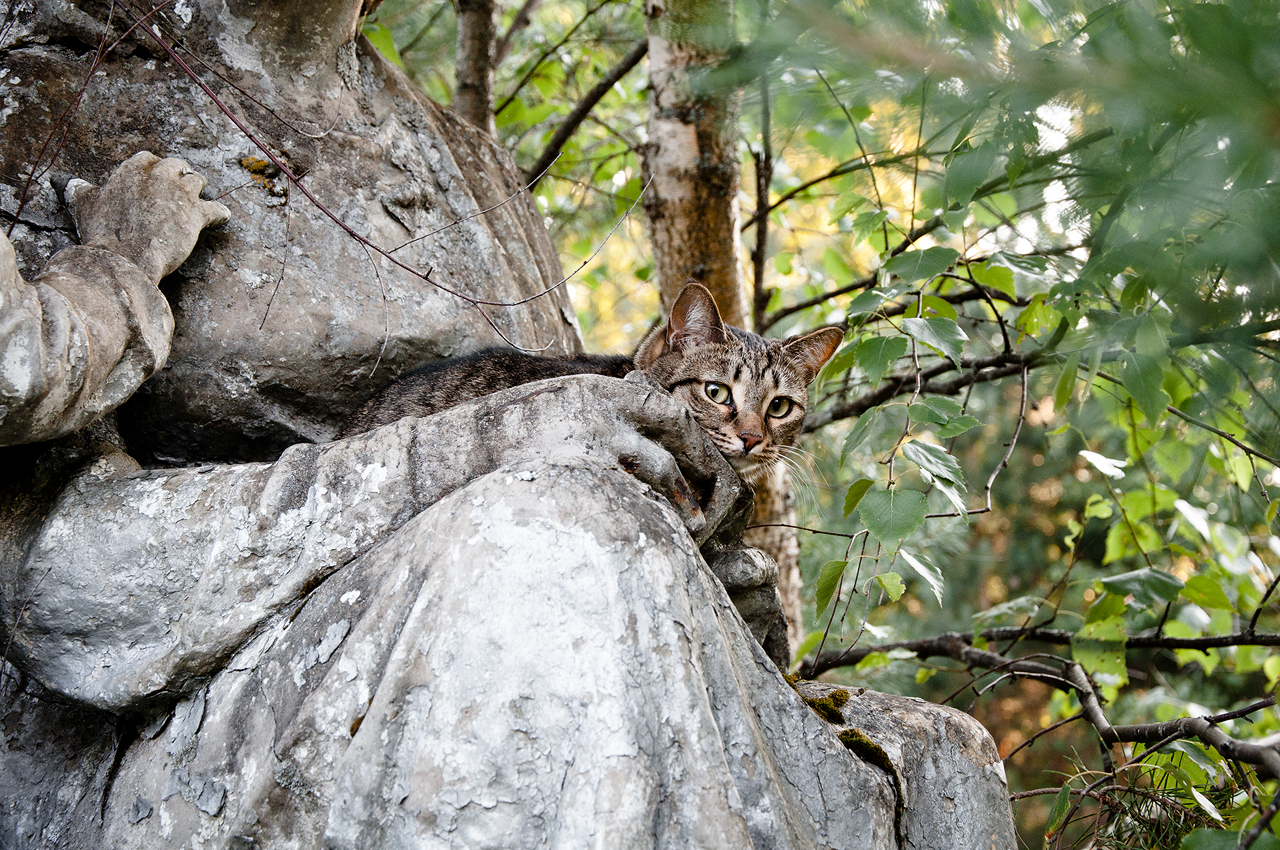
[635,283,844,486]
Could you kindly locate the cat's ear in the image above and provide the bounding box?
[781,327,844,384]
[634,282,728,367]
[667,283,728,349]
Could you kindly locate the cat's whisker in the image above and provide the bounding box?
[774,454,822,516]
[777,444,821,481]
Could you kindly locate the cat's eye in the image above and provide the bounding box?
[767,397,794,418]
[704,382,731,404]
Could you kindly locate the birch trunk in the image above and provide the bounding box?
[641,0,746,322]
[642,0,804,658]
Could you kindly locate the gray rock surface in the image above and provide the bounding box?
[5,375,742,710]
[91,458,895,849]
[799,682,1019,850]
[0,376,1016,848]
[1,0,580,463]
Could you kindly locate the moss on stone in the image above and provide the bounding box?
[802,687,850,724]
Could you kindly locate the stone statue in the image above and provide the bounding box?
[0,2,1016,847]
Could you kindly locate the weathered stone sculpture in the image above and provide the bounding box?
[0,2,1017,847]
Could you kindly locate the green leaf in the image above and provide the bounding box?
[901,440,966,487]
[1099,568,1184,608]
[907,398,983,440]
[823,247,853,280]
[844,478,874,518]
[1103,520,1160,565]
[919,294,957,320]
[908,403,946,425]
[973,595,1047,627]
[855,651,892,673]
[774,252,793,275]
[1117,486,1177,521]
[1054,352,1080,411]
[845,289,888,319]
[858,489,928,545]
[937,415,981,439]
[1015,293,1058,339]
[1167,740,1225,783]
[899,550,945,604]
[1237,642,1269,674]
[824,341,859,378]
[856,337,907,385]
[815,560,848,617]
[1072,615,1129,686]
[902,317,967,364]
[1044,784,1073,841]
[1085,591,1127,623]
[362,23,405,68]
[883,247,960,284]
[1083,493,1114,519]
[791,631,825,670]
[1134,312,1167,358]
[1265,655,1280,689]
[1119,352,1171,424]
[970,259,1016,298]
[875,571,906,602]
[849,210,889,245]
[1180,830,1280,850]
[908,396,963,426]
[1181,575,1234,610]
[943,141,997,207]
[830,192,869,225]
[842,408,882,461]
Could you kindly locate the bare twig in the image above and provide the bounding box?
[114,1,638,324]
[396,153,562,253]
[750,62,773,332]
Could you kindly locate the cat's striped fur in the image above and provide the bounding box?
[342,283,843,485]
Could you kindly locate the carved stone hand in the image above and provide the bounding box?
[68,151,230,283]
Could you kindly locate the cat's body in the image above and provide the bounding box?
[341,350,634,436]
[343,284,843,486]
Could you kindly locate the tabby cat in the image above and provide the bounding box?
[343,283,843,486]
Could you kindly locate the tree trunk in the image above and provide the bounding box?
[641,0,746,322]
[642,0,803,659]
[743,466,804,652]
[455,0,497,131]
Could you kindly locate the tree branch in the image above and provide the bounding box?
[524,39,647,186]
[803,628,1280,676]
[494,0,618,118]
[493,0,542,65]
[805,349,1047,430]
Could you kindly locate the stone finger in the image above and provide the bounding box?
[613,433,707,541]
[200,200,232,227]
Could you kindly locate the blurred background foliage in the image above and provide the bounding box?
[368,0,1279,846]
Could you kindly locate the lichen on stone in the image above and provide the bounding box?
[239,156,284,195]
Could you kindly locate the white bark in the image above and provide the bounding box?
[642,0,748,324]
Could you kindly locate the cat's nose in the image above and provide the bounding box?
[740,431,763,452]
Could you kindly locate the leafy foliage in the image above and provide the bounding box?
[371,0,1280,846]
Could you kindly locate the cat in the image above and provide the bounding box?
[342,283,844,486]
